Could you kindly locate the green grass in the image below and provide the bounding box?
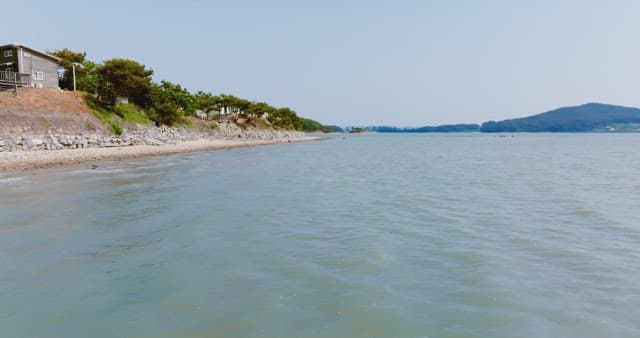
[40,117,52,128]
[90,107,122,135]
[111,122,123,135]
[113,103,152,125]
[83,94,147,135]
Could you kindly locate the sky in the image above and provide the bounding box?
[3,0,640,126]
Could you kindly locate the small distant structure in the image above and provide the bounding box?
[348,127,368,134]
[0,43,61,89]
[116,96,129,105]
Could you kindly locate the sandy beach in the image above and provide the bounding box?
[0,136,318,172]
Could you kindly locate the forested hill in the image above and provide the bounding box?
[368,124,480,133]
[480,103,640,132]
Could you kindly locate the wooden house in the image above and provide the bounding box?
[0,43,61,88]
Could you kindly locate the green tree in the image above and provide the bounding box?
[218,94,250,118]
[146,82,197,126]
[97,58,154,107]
[148,100,181,126]
[194,91,220,112]
[268,107,303,130]
[300,118,324,131]
[74,60,100,94]
[245,102,275,121]
[158,80,196,115]
[51,49,99,92]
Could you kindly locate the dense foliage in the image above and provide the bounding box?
[300,118,344,132]
[52,48,335,129]
[51,49,99,93]
[96,59,154,108]
[321,125,344,133]
[300,118,326,131]
[480,103,640,132]
[156,81,197,116]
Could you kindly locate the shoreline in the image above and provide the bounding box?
[0,136,320,172]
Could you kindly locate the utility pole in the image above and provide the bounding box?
[72,63,77,91]
[71,62,83,92]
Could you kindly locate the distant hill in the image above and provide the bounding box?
[369,124,480,133]
[480,103,640,132]
[300,118,344,133]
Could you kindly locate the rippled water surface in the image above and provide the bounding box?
[1,134,639,337]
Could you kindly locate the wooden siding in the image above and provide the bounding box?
[20,49,59,88]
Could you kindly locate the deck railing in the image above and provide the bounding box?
[0,71,31,86]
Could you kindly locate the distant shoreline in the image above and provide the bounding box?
[0,136,320,172]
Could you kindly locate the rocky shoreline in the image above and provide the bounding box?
[0,123,318,171]
[0,123,307,152]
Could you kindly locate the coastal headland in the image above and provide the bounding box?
[0,88,319,172]
[1,44,341,172]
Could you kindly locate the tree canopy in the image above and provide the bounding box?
[97,58,154,107]
[268,107,303,130]
[51,48,334,129]
[51,49,98,93]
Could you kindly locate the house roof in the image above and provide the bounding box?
[0,43,62,62]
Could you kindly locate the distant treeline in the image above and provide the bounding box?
[349,124,480,133]
[349,103,640,134]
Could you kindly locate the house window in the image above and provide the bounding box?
[33,72,44,81]
[3,50,13,57]
[23,52,31,57]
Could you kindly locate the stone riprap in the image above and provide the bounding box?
[0,123,307,153]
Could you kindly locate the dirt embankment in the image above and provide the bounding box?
[0,88,110,136]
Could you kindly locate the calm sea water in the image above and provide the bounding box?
[1,133,639,338]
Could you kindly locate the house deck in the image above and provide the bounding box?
[0,70,31,88]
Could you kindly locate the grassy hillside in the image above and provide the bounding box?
[480,103,640,132]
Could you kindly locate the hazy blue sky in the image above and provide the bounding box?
[4,1,640,126]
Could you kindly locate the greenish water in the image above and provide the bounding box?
[1,134,639,337]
